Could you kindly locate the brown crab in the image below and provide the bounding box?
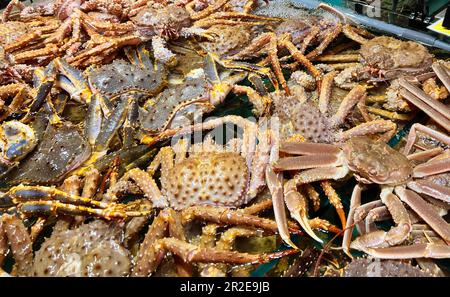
[334,36,434,89]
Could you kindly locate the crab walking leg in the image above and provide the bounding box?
[2,186,112,209]
[0,214,33,276]
[413,154,450,178]
[330,85,367,126]
[318,71,336,114]
[353,200,384,234]
[278,36,322,88]
[363,243,450,259]
[110,168,168,208]
[342,24,369,44]
[402,124,450,155]
[181,205,301,234]
[273,154,343,171]
[407,181,450,203]
[292,167,350,185]
[279,141,341,156]
[231,32,289,94]
[232,85,271,116]
[407,147,444,161]
[343,184,362,257]
[304,185,321,212]
[395,187,450,244]
[266,167,297,248]
[154,238,298,266]
[284,179,323,243]
[350,188,412,252]
[132,209,171,276]
[432,62,450,93]
[18,200,151,219]
[364,206,391,234]
[339,119,397,142]
[399,89,450,132]
[320,181,346,229]
[315,54,360,63]
[400,79,450,118]
[306,23,343,59]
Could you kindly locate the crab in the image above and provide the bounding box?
[0,121,37,178]
[273,126,450,258]
[0,216,136,276]
[139,54,274,143]
[334,36,434,90]
[133,115,343,249]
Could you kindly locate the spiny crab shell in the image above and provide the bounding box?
[360,36,433,74]
[86,48,167,101]
[32,220,130,276]
[163,152,248,210]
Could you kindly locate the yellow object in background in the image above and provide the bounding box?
[428,18,450,37]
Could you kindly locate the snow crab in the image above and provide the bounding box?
[273,128,450,259]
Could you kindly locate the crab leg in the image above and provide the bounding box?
[407,181,450,203]
[320,181,346,229]
[350,188,412,252]
[353,200,384,234]
[407,147,444,162]
[395,187,450,244]
[340,119,397,142]
[330,85,367,126]
[279,141,341,155]
[432,62,450,92]
[343,184,362,256]
[230,32,289,94]
[18,200,151,219]
[363,243,450,259]
[0,214,33,276]
[274,154,343,171]
[266,166,297,248]
[399,81,450,131]
[413,154,450,178]
[278,35,322,88]
[306,23,343,59]
[153,237,297,265]
[318,71,336,114]
[292,167,350,185]
[284,179,323,243]
[94,96,129,152]
[315,54,360,63]
[182,205,301,234]
[402,123,450,155]
[400,78,450,117]
[2,0,25,22]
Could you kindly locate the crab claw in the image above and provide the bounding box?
[284,179,323,243]
[265,166,298,249]
[53,58,92,104]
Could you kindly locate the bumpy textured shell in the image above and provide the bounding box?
[344,258,432,277]
[139,77,212,134]
[162,152,248,210]
[199,25,252,57]
[360,36,433,70]
[274,93,335,143]
[88,58,166,99]
[32,221,130,277]
[1,123,90,186]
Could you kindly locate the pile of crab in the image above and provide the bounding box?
[0,0,449,277]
